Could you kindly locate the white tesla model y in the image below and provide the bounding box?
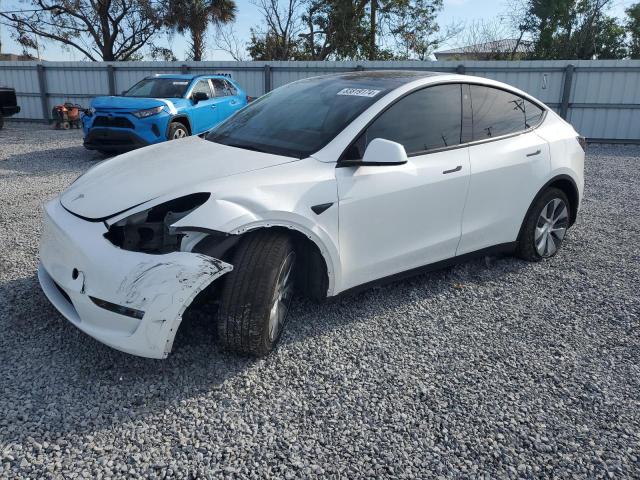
[38,71,585,358]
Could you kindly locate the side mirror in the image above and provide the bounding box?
[192,91,209,103]
[342,138,408,167]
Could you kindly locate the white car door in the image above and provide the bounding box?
[457,84,550,255]
[336,84,471,291]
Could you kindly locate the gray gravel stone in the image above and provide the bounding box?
[1,122,639,478]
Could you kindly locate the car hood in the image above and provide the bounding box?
[91,96,185,112]
[60,137,298,220]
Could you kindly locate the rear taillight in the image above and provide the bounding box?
[577,135,586,152]
[246,95,253,103]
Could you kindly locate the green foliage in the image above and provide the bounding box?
[524,0,627,59]
[300,0,370,59]
[627,3,640,58]
[246,28,305,60]
[386,0,444,60]
[248,0,445,60]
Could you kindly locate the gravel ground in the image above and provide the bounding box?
[0,121,639,479]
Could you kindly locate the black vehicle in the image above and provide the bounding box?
[0,87,21,129]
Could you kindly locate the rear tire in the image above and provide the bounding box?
[168,122,189,140]
[517,187,571,262]
[0,114,4,130]
[217,230,296,356]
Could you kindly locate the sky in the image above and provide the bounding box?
[0,0,635,61]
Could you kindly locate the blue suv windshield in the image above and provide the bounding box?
[124,78,191,98]
[206,76,395,158]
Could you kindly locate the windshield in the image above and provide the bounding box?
[124,78,191,98]
[206,76,392,158]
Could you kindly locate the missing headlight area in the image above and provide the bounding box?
[105,193,210,253]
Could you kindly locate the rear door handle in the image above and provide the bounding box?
[443,165,462,174]
[526,149,541,157]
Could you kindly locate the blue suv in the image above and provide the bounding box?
[82,74,248,153]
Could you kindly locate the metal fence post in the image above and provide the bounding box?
[456,64,466,75]
[36,64,49,122]
[264,64,272,93]
[560,64,575,120]
[107,64,116,95]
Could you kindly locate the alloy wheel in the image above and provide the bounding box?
[268,251,296,342]
[535,198,569,257]
[173,128,187,139]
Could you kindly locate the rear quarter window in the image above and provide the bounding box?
[470,85,544,140]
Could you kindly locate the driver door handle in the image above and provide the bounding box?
[443,165,462,174]
[526,149,541,157]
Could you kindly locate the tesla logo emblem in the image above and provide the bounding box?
[71,193,85,202]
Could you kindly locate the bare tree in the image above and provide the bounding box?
[0,0,165,61]
[248,0,305,60]
[503,0,534,58]
[452,19,529,60]
[392,18,462,60]
[214,24,247,60]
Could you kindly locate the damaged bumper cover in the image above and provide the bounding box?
[38,199,232,358]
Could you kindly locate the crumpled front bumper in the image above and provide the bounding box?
[38,199,232,358]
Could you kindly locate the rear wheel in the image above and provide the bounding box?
[168,122,189,140]
[217,230,296,356]
[517,187,571,261]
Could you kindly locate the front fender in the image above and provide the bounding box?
[171,200,340,296]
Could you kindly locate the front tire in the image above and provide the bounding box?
[168,122,189,140]
[517,187,571,262]
[217,231,296,356]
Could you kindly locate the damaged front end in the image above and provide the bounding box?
[104,192,211,254]
[38,197,234,358]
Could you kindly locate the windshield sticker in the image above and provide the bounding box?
[337,88,381,98]
[172,81,189,85]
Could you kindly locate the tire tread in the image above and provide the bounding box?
[218,230,294,356]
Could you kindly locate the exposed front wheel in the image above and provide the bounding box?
[217,231,296,356]
[168,122,189,140]
[517,187,571,261]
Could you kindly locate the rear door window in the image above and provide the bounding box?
[470,85,544,140]
[211,79,233,97]
[345,83,463,159]
[223,80,238,96]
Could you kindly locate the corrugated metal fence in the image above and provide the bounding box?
[1,59,639,142]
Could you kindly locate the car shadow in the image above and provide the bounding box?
[0,253,527,444]
[280,253,529,349]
